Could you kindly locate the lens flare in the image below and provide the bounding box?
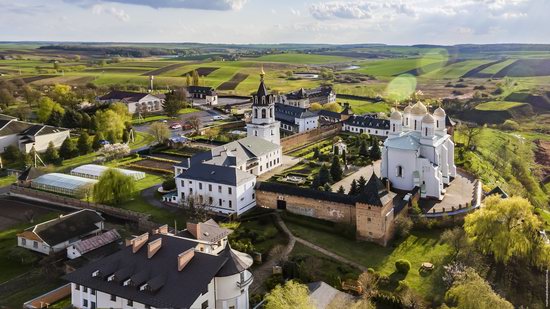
[385,74,417,103]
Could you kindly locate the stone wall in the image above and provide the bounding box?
[256,189,355,225]
[280,123,341,153]
[356,202,395,246]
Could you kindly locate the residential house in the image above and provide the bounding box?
[63,230,253,309]
[278,86,336,108]
[342,114,390,138]
[97,91,165,114]
[0,117,70,153]
[17,209,105,255]
[188,86,218,106]
[275,103,319,133]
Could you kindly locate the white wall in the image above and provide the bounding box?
[18,237,50,254]
[214,270,252,309]
[0,134,19,153]
[386,148,417,190]
[343,124,389,137]
[22,130,70,153]
[71,284,154,309]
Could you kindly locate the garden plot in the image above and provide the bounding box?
[182,67,219,76]
[217,73,249,90]
[124,158,174,174]
[141,62,188,76]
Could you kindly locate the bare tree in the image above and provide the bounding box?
[460,123,482,149]
[180,194,211,222]
[187,115,202,135]
[148,122,170,144]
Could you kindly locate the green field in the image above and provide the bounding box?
[423,60,492,79]
[253,53,352,64]
[479,59,517,74]
[475,101,526,111]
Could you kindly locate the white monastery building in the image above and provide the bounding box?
[381,102,457,200]
[166,70,282,216]
[64,222,253,309]
[97,91,165,114]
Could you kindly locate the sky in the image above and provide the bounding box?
[1,0,550,45]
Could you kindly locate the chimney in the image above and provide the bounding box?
[131,233,149,253]
[147,238,162,259]
[177,249,195,271]
[186,222,199,239]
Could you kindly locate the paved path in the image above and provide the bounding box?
[250,214,367,292]
[141,185,175,210]
[257,155,301,181]
[331,160,381,191]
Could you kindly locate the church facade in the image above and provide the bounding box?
[167,70,282,216]
[381,102,457,200]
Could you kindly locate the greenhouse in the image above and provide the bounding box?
[31,173,97,197]
[70,164,146,181]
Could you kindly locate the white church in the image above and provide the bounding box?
[167,70,283,216]
[381,101,457,200]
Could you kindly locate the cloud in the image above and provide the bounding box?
[65,0,247,11]
[310,2,372,20]
[92,4,130,21]
[1,3,48,15]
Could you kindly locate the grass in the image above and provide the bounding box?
[339,98,390,114]
[0,213,60,283]
[475,101,526,111]
[283,216,452,300]
[479,59,517,74]
[0,175,16,187]
[131,115,170,125]
[423,60,492,79]
[178,107,200,114]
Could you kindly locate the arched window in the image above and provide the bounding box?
[397,165,403,177]
[414,120,417,130]
[270,107,273,118]
[425,127,428,136]
[254,109,258,118]
[392,124,396,132]
[436,120,439,128]
[262,109,266,119]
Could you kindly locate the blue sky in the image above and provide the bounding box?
[1,0,549,44]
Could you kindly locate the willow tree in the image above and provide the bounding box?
[93,168,136,205]
[464,196,549,268]
[264,280,314,309]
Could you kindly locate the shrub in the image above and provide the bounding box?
[395,259,411,274]
[162,178,176,191]
[394,216,413,239]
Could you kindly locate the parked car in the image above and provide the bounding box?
[159,119,168,123]
[170,123,182,130]
[212,115,224,121]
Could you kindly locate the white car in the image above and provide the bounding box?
[170,123,182,130]
[212,115,224,121]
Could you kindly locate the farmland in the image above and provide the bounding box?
[475,101,526,111]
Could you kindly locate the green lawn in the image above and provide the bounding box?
[475,101,526,111]
[479,59,517,74]
[178,107,200,114]
[338,98,390,114]
[131,115,170,125]
[284,217,452,301]
[0,175,16,187]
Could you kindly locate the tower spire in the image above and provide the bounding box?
[260,65,265,81]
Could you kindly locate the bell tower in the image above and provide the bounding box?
[246,67,280,145]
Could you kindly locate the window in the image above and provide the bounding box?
[21,238,26,246]
[33,241,38,248]
[254,130,258,136]
[262,109,266,118]
[414,120,418,130]
[83,287,88,293]
[83,299,88,307]
[425,127,428,136]
[208,184,212,191]
[367,218,372,222]
[199,183,203,190]
[127,300,133,306]
[201,300,209,309]
[91,302,96,309]
[252,193,255,199]
[254,109,258,118]
[397,165,403,178]
[228,187,232,194]
[189,188,193,194]
[181,180,184,187]
[208,197,213,204]
[110,294,116,301]
[75,284,80,291]
[91,289,95,295]
[229,201,232,208]
[181,192,185,199]
[436,120,439,128]
[218,185,222,193]
[219,199,222,206]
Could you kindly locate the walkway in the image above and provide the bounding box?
[331,160,381,191]
[250,213,367,292]
[141,185,175,210]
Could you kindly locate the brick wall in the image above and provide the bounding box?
[280,123,341,153]
[256,190,355,225]
[356,202,395,246]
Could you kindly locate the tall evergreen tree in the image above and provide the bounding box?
[59,138,76,159]
[163,91,186,117]
[44,141,60,165]
[77,132,91,155]
[46,110,63,127]
[62,109,82,128]
[330,156,343,181]
[359,140,368,157]
[370,138,381,160]
[358,176,367,192]
[92,132,104,151]
[192,70,200,86]
[348,179,358,195]
[341,149,347,166]
[323,183,332,192]
[337,185,345,194]
[80,112,92,130]
[318,164,332,186]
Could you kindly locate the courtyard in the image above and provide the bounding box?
[419,170,479,214]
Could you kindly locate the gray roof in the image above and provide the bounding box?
[177,162,255,186]
[384,134,420,150]
[275,104,318,123]
[30,209,104,246]
[63,234,249,308]
[344,115,390,130]
[235,136,280,157]
[98,90,149,102]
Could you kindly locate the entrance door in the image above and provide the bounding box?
[277,199,286,210]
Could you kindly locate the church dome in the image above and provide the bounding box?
[403,104,412,114]
[411,101,428,115]
[434,106,446,117]
[422,113,435,124]
[390,110,402,120]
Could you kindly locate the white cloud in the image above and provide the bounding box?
[66,0,247,11]
[310,2,372,20]
[92,4,130,21]
[290,8,301,16]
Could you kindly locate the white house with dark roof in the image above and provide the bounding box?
[63,229,253,309]
[97,91,165,114]
[0,117,70,153]
[166,71,282,216]
[17,209,104,255]
[278,86,336,108]
[381,102,457,200]
[188,86,218,106]
[275,103,319,133]
[342,114,390,138]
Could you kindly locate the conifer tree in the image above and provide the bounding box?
[337,185,345,194]
[330,155,343,181]
[358,176,367,192]
[370,138,381,160]
[348,179,358,195]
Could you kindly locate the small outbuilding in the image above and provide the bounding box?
[70,164,145,181]
[31,173,96,197]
